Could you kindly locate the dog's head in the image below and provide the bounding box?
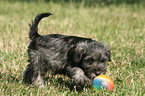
[71,41,111,79]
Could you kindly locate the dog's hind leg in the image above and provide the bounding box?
[23,64,45,88]
[23,51,47,88]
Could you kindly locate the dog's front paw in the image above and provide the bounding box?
[74,76,90,91]
[77,75,90,86]
[71,67,90,89]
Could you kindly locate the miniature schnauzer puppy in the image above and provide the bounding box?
[23,12,111,89]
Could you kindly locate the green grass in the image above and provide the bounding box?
[0,1,144,95]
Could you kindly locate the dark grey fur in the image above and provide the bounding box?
[23,12,111,90]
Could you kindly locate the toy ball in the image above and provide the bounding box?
[92,75,114,91]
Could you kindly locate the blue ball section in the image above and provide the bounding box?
[92,79,104,90]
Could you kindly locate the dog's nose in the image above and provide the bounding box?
[108,58,112,61]
[95,72,101,76]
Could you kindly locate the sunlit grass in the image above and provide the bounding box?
[0,1,144,95]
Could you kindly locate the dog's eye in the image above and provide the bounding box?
[101,59,106,63]
[106,52,110,56]
[85,58,93,65]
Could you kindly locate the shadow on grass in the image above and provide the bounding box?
[0,72,19,83]
[6,0,144,6]
[44,74,91,92]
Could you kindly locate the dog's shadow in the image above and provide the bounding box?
[44,74,89,92]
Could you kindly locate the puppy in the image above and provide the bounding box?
[23,12,111,90]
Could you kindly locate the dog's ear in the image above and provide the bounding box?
[74,49,85,63]
[67,44,86,65]
[73,42,88,63]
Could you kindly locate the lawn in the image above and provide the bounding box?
[0,0,144,95]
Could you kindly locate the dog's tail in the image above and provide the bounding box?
[29,12,52,40]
